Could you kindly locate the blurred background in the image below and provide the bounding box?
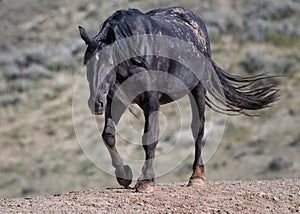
[0,0,299,198]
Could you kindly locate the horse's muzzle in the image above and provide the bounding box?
[91,109,104,115]
[88,98,105,115]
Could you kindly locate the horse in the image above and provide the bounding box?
[78,7,278,192]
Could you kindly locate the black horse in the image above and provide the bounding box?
[79,7,278,192]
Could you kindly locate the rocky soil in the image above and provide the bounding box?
[1,179,299,213]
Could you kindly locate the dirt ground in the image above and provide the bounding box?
[0,179,299,213]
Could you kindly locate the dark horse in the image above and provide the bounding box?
[79,7,278,192]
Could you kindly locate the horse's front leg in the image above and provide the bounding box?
[135,92,160,192]
[102,97,133,188]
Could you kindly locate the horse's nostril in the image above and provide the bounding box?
[96,97,104,108]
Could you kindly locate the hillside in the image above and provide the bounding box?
[0,0,300,198]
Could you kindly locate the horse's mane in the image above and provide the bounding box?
[99,9,146,42]
[83,9,149,65]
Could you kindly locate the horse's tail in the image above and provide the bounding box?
[205,61,279,115]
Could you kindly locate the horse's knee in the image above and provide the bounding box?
[102,118,116,148]
[102,132,115,148]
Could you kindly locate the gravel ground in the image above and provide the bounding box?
[0,179,299,213]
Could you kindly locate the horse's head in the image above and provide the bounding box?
[79,26,116,115]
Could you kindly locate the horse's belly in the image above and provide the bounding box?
[159,92,187,104]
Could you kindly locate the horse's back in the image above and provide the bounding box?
[145,7,211,58]
[108,7,211,57]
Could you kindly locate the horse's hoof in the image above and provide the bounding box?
[135,180,154,193]
[187,178,206,187]
[115,165,133,188]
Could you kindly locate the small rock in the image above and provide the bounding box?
[259,192,267,197]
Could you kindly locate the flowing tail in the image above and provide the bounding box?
[205,61,279,115]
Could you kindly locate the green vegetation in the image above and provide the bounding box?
[266,31,300,47]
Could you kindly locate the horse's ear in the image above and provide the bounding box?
[79,26,92,46]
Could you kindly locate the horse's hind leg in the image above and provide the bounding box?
[102,97,133,188]
[188,83,206,186]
